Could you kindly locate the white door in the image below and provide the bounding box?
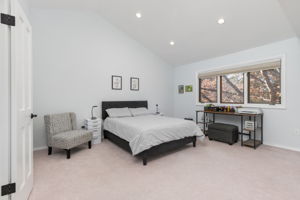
[10,0,33,199]
[0,0,11,200]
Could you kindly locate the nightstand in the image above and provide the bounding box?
[84,118,102,144]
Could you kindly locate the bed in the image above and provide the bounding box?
[102,101,203,165]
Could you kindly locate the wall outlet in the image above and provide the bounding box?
[295,129,300,136]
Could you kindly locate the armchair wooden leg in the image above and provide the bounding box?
[88,141,92,149]
[48,147,52,155]
[66,149,71,159]
[142,158,147,166]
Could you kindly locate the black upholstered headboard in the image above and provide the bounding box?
[102,101,148,120]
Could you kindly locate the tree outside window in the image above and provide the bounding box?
[248,68,281,104]
[199,77,217,103]
[221,73,244,104]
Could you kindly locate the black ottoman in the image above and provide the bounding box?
[208,123,238,145]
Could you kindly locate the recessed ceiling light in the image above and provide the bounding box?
[170,41,175,46]
[136,12,142,18]
[218,18,225,24]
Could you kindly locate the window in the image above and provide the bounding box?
[248,68,281,104]
[197,59,283,107]
[199,77,217,103]
[221,73,244,104]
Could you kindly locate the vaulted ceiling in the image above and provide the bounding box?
[278,0,300,37]
[29,0,300,66]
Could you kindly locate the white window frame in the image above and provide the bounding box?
[195,55,286,109]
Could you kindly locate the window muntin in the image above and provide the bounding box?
[221,73,244,104]
[199,77,217,103]
[248,68,281,104]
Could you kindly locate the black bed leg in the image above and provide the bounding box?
[193,136,196,147]
[66,149,71,159]
[88,141,92,149]
[48,147,52,155]
[143,158,147,166]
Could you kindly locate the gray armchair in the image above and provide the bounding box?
[44,112,93,159]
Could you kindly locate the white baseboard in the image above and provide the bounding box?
[263,142,300,152]
[33,146,47,151]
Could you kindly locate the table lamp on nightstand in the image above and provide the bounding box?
[91,105,98,120]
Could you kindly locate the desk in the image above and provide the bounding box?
[196,110,263,149]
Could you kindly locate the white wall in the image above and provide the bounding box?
[17,0,29,16]
[32,9,173,149]
[174,37,300,151]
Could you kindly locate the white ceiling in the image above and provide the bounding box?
[278,0,300,37]
[29,0,299,66]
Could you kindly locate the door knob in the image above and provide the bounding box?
[31,113,38,119]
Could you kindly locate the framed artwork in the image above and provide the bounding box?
[112,75,122,90]
[178,85,184,94]
[185,85,193,92]
[130,77,139,91]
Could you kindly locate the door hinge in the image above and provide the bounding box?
[1,13,15,26]
[1,183,16,196]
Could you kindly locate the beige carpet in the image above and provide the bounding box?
[29,138,300,200]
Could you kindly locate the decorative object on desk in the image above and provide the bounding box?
[204,105,235,112]
[91,105,98,120]
[204,104,217,111]
[244,121,255,131]
[85,118,102,144]
[130,77,139,91]
[112,75,122,90]
[156,104,159,114]
[185,85,193,92]
[224,106,235,112]
[230,106,236,112]
[178,85,184,94]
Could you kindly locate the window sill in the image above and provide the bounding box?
[195,103,286,110]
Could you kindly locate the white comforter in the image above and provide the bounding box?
[103,115,204,155]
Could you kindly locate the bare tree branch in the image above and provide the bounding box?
[249,74,265,85]
[201,93,214,102]
[262,71,278,103]
[223,76,243,96]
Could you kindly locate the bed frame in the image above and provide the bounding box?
[102,101,196,165]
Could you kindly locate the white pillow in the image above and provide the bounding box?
[106,107,132,118]
[129,107,152,116]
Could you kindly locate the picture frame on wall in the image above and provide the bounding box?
[185,85,193,92]
[112,75,122,90]
[130,77,139,91]
[178,85,184,94]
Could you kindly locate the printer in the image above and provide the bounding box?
[236,107,263,114]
